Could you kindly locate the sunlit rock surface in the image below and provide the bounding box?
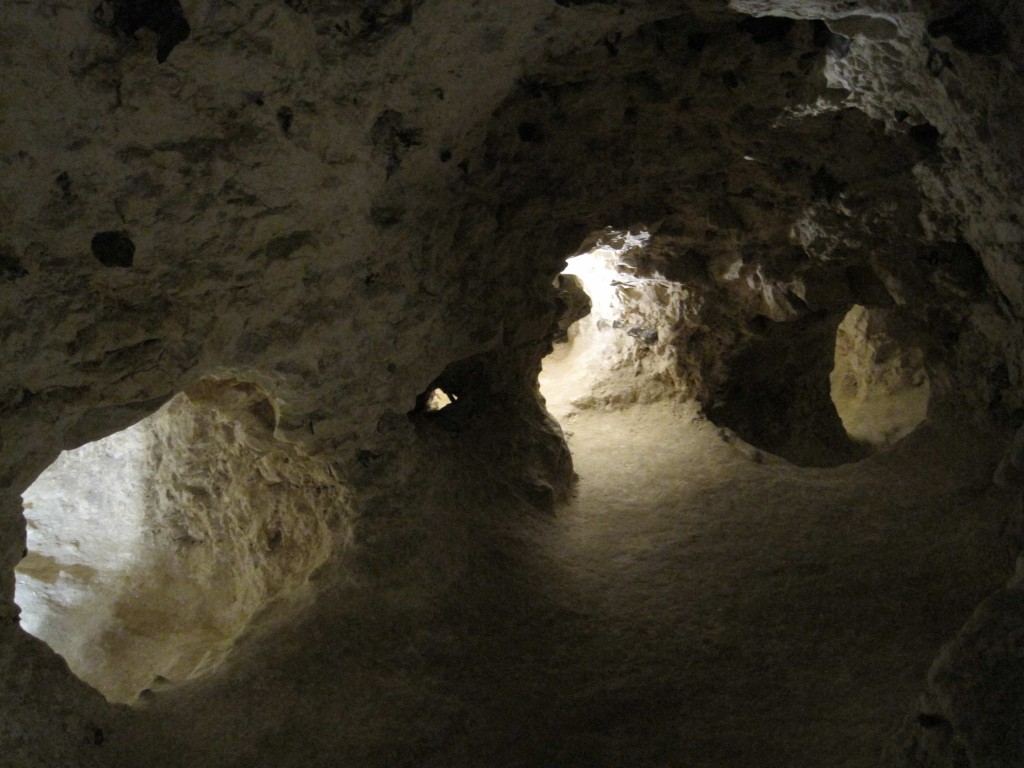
[17,384,350,703]
[831,304,930,448]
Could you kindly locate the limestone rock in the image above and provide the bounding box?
[1,0,1024,764]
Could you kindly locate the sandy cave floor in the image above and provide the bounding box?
[536,402,1011,767]
[104,401,1013,768]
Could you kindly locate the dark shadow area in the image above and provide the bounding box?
[707,311,868,467]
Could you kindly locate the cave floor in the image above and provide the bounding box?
[534,402,1010,767]
[107,402,1012,768]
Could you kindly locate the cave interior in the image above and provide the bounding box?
[3,0,1024,766]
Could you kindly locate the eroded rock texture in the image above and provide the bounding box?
[18,381,350,703]
[1,0,1023,765]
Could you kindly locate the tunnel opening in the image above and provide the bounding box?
[14,379,349,704]
[539,229,689,417]
[539,233,932,468]
[705,310,869,468]
[409,357,492,432]
[423,388,455,412]
[830,304,930,448]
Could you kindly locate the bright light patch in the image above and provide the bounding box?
[425,388,455,411]
[13,388,345,704]
[16,422,151,697]
[830,305,930,447]
[539,229,694,415]
[561,230,650,323]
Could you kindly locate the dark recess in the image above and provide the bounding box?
[55,172,72,200]
[517,122,544,143]
[95,0,191,63]
[810,166,845,202]
[738,16,795,44]
[928,7,1007,54]
[0,249,29,280]
[276,106,294,135]
[909,122,942,155]
[687,32,708,52]
[91,231,135,268]
[409,357,491,431]
[811,20,851,57]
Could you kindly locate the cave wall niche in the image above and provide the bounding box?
[15,379,351,703]
[707,311,867,468]
[830,304,930,448]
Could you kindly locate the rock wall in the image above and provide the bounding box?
[1,0,1023,765]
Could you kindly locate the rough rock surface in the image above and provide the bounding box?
[831,304,930,447]
[17,382,351,703]
[1,0,1023,765]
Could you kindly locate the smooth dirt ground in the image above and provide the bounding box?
[106,402,1012,768]
[534,402,1010,767]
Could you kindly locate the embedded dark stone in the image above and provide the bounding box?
[350,2,419,43]
[990,363,1011,393]
[355,449,381,467]
[369,205,404,228]
[265,232,312,262]
[371,110,422,178]
[927,46,953,76]
[601,32,621,57]
[627,326,659,345]
[90,231,135,268]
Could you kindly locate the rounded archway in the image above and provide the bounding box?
[540,230,690,417]
[830,305,930,448]
[16,380,351,703]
